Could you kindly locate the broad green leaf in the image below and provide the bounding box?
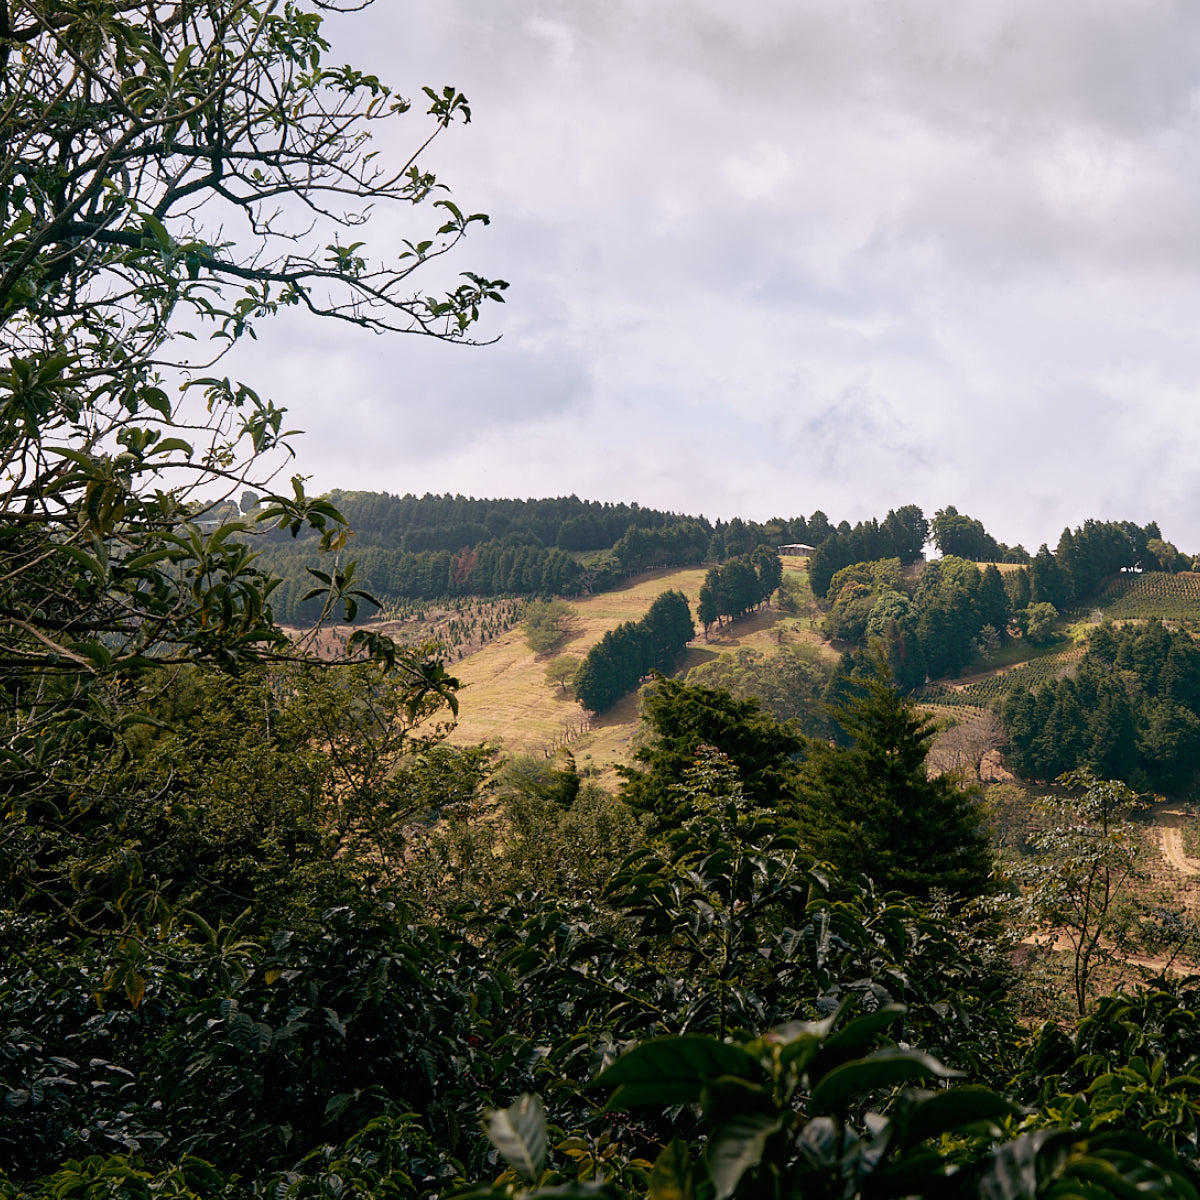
[705,1113,783,1200]
[58,544,105,577]
[808,1003,908,1081]
[894,1086,1017,1149]
[595,1036,761,1109]
[482,1094,547,1183]
[649,1140,694,1200]
[143,213,172,249]
[809,1047,962,1115]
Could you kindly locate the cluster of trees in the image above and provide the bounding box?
[704,509,839,559]
[1001,619,1200,792]
[618,667,992,902]
[822,556,1010,686]
[930,505,1028,562]
[814,514,1191,690]
[1053,518,1184,602]
[572,590,694,712]
[696,548,784,633]
[808,505,931,598]
[611,520,711,572]
[685,643,837,738]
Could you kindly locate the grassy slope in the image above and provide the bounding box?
[447,560,823,784]
[447,564,1200,774]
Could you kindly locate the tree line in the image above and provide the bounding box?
[1002,618,1200,792]
[252,495,856,623]
[572,590,695,712]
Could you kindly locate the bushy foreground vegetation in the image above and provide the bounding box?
[7,667,1200,1199]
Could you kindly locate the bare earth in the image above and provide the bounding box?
[1157,807,1200,877]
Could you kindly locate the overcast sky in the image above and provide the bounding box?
[230,1,1200,553]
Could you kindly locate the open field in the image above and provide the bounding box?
[446,559,821,782]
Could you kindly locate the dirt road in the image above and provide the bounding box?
[1158,808,1200,876]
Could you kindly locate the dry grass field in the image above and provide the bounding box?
[446,559,822,784]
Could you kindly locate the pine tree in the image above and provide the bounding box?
[795,665,992,900]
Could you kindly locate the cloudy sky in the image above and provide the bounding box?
[231,1,1200,552]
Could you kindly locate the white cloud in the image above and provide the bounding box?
[228,0,1200,552]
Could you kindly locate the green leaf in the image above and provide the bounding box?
[143,214,172,249]
[705,1113,784,1200]
[893,1086,1017,1149]
[595,1037,761,1109]
[482,1094,547,1183]
[809,1047,963,1115]
[807,1003,908,1082]
[648,1140,694,1200]
[58,544,105,577]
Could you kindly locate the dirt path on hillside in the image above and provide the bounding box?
[1157,807,1200,876]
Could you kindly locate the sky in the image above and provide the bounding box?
[228,0,1200,553]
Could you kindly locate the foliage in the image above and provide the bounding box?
[915,644,1084,710]
[796,664,993,901]
[808,505,928,600]
[8,6,1199,1199]
[1020,601,1059,644]
[1,0,506,680]
[3,651,467,944]
[468,1009,1194,1200]
[544,654,582,696]
[697,549,781,635]
[931,506,1003,561]
[1017,977,1200,1178]
[1007,771,1145,1016]
[574,591,693,713]
[402,763,647,914]
[685,644,836,739]
[0,0,506,948]
[523,600,577,655]
[1000,618,1200,791]
[616,678,805,826]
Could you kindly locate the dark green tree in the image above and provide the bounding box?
[931,506,1002,560]
[795,665,992,899]
[617,677,805,826]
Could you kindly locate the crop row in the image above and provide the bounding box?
[916,645,1085,708]
[1094,571,1200,622]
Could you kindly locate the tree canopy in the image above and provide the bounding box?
[2,0,497,941]
[617,676,805,826]
[1,0,506,689]
[796,665,993,900]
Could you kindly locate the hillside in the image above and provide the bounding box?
[446,559,824,782]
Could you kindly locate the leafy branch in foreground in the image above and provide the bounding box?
[1,0,501,944]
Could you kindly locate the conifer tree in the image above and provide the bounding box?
[795,664,992,900]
